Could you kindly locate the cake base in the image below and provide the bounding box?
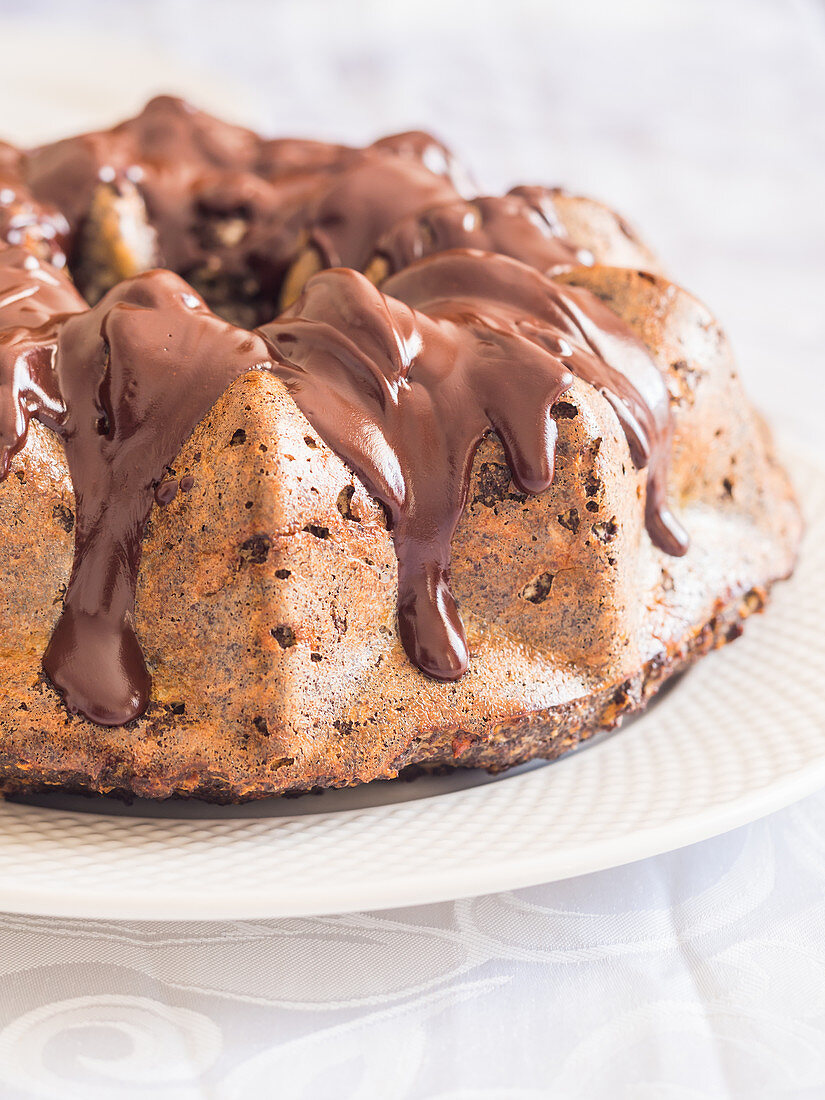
[0,583,772,803]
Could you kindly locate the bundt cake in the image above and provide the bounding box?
[0,96,802,802]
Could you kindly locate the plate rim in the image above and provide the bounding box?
[2,742,825,921]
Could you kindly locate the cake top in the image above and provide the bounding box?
[22,96,474,323]
[0,98,687,726]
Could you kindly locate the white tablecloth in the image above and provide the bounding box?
[0,1,824,1096]
[0,798,824,1099]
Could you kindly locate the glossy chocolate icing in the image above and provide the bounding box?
[260,250,688,681]
[367,186,588,282]
[0,143,69,269]
[24,97,467,323]
[0,97,689,724]
[25,96,262,234]
[0,247,85,478]
[302,155,461,272]
[0,246,269,723]
[178,134,463,323]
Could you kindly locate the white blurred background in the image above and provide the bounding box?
[1,0,823,446]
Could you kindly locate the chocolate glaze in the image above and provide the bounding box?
[0,143,69,269]
[0,247,85,478]
[25,98,269,309]
[370,130,475,196]
[154,474,195,506]
[167,137,461,324]
[259,250,688,681]
[24,98,467,323]
[303,156,461,272]
[25,96,261,234]
[367,186,588,281]
[0,246,270,724]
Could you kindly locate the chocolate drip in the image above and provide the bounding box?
[0,250,270,724]
[367,187,587,282]
[45,274,269,724]
[259,250,688,682]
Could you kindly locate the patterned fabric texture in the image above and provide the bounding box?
[0,796,824,1098]
[0,0,823,1096]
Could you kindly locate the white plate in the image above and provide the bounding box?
[0,448,823,920]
